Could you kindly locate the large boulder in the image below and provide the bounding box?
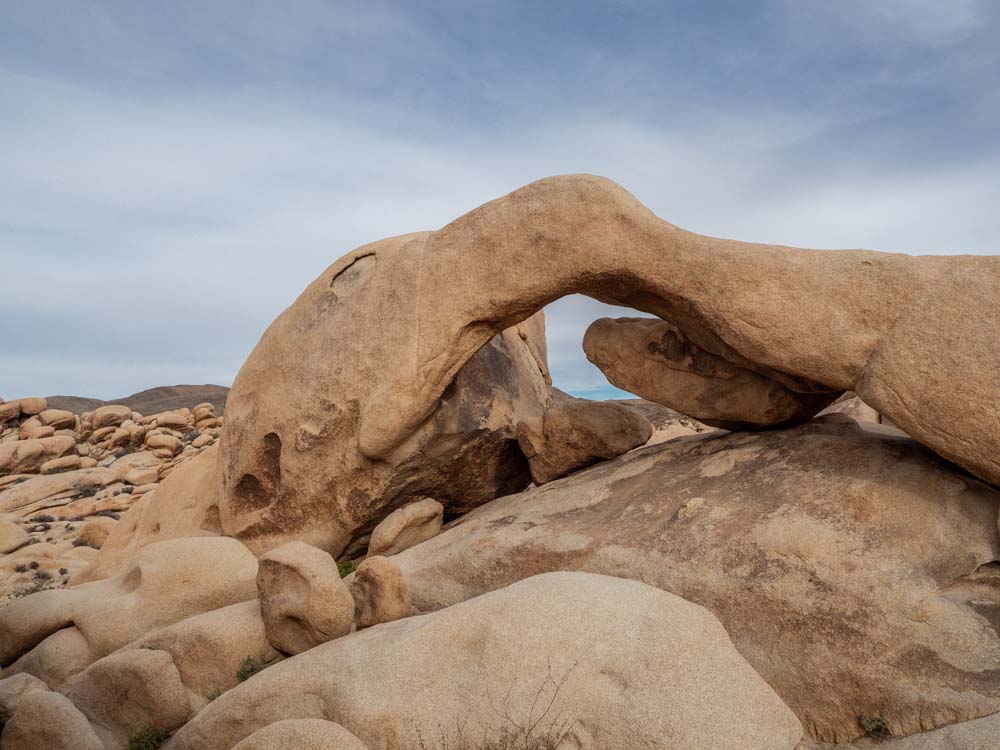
[256,542,354,655]
[167,573,802,750]
[0,536,258,686]
[74,445,223,583]
[0,435,76,476]
[0,689,103,750]
[387,419,1000,743]
[584,317,837,429]
[220,311,551,557]
[218,175,1000,565]
[516,388,653,483]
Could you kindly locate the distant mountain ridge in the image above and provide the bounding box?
[46,384,229,415]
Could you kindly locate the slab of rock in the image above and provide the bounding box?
[349,555,411,629]
[584,317,837,429]
[76,516,117,548]
[797,710,1000,748]
[168,572,802,750]
[65,647,191,748]
[232,719,369,750]
[0,673,47,723]
[367,497,443,557]
[220,175,1000,561]
[13,398,46,417]
[257,541,354,655]
[0,518,28,554]
[517,389,653,483]
[388,419,1000,743]
[129,600,281,706]
[0,689,103,750]
[0,435,76,476]
[221,310,550,557]
[91,404,131,430]
[1,536,259,685]
[75,445,223,583]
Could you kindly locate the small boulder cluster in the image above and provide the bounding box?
[0,396,223,601]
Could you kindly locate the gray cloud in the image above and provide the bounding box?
[1,2,998,400]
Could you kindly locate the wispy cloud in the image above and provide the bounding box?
[1,2,998,399]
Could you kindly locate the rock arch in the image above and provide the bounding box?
[219,174,1000,555]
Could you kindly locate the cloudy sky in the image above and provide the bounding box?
[2,1,998,401]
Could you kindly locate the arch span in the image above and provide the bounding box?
[219,174,1000,555]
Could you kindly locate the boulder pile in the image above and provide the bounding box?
[0,396,223,601]
[2,175,998,749]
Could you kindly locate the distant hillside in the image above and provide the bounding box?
[46,384,229,415]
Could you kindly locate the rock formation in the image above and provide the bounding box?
[167,573,803,750]
[219,174,1000,562]
[387,419,1000,742]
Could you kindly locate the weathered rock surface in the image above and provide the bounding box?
[231,719,369,750]
[75,445,223,583]
[797,710,1000,748]
[221,311,551,557]
[134,599,280,708]
[168,573,802,750]
[219,174,1000,562]
[256,541,354,655]
[0,689,104,750]
[517,388,653,483]
[0,435,76,475]
[367,497,443,557]
[349,555,411,629]
[65,647,190,748]
[0,673,46,723]
[1,536,258,686]
[388,419,1000,743]
[0,520,28,554]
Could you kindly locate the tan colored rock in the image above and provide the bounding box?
[0,466,119,515]
[77,516,117,548]
[257,541,354,655]
[169,573,802,750]
[232,719,369,750]
[220,175,1000,558]
[0,536,259,684]
[36,409,75,430]
[584,317,837,429]
[146,432,182,455]
[192,433,214,448]
[0,519,28,554]
[0,400,21,425]
[91,404,131,430]
[0,673,47,722]
[221,310,550,557]
[17,417,52,440]
[0,435,76,475]
[0,689,103,750]
[13,397,46,416]
[39,454,83,474]
[65,647,191,748]
[125,464,160,486]
[388,419,1000,743]
[516,389,653,484]
[131,600,281,705]
[349,555,411,629]
[75,445,223,583]
[132,482,159,495]
[367,497,443,557]
[157,411,190,430]
[796,711,1000,748]
[193,402,216,421]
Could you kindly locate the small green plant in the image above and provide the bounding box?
[236,656,266,682]
[859,714,890,739]
[338,559,355,578]
[128,727,170,750]
[206,687,224,701]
